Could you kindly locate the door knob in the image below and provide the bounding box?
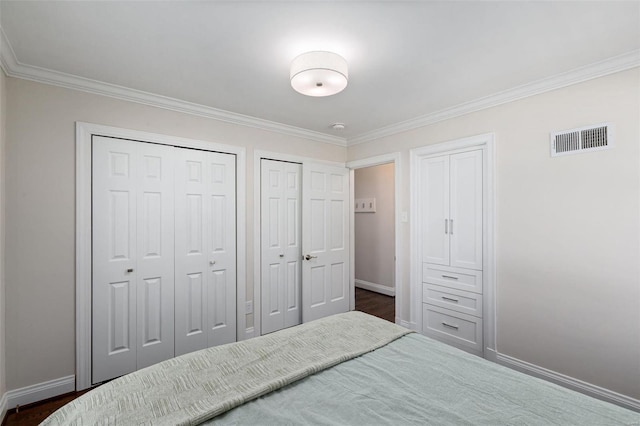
[210,260,216,265]
[304,254,317,261]
[279,254,284,258]
[126,268,134,273]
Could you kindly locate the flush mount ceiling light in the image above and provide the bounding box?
[290,51,348,97]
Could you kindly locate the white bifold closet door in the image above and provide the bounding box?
[174,147,237,356]
[261,159,302,335]
[92,136,236,383]
[92,136,176,383]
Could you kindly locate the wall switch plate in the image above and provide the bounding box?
[245,300,253,314]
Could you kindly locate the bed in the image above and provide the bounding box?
[43,311,639,425]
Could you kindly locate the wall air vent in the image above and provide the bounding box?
[551,123,612,157]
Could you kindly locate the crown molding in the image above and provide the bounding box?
[348,50,640,146]
[2,23,638,148]
[0,27,347,147]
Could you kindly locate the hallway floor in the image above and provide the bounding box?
[354,287,395,323]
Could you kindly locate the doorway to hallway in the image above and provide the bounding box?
[353,163,395,322]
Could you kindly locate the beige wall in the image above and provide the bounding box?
[4,77,345,390]
[3,68,639,401]
[348,68,640,399]
[354,163,395,289]
[0,68,6,403]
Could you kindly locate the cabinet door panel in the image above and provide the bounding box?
[450,150,483,270]
[421,156,450,265]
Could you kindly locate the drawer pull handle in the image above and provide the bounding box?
[442,296,459,302]
[442,322,459,330]
[445,219,448,234]
[442,275,459,280]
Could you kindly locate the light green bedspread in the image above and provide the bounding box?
[213,333,640,425]
[42,311,410,425]
[42,310,639,425]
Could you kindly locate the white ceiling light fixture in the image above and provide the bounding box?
[290,51,348,97]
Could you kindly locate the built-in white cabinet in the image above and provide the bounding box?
[418,148,484,356]
[421,150,482,270]
[92,136,236,383]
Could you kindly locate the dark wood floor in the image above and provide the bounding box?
[3,390,91,426]
[3,288,395,425]
[355,287,396,323]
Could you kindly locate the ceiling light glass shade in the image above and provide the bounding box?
[290,51,348,97]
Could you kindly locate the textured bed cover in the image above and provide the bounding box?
[214,333,639,425]
[42,311,410,425]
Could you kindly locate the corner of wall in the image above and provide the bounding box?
[0,64,7,420]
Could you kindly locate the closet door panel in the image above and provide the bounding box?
[450,150,483,270]
[207,152,236,346]
[282,163,302,328]
[136,143,175,369]
[302,164,349,323]
[94,138,237,378]
[421,155,450,266]
[261,161,286,334]
[92,136,138,383]
[175,149,209,356]
[261,160,302,334]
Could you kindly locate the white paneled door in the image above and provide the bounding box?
[174,148,236,356]
[93,136,236,383]
[261,159,302,334]
[92,136,175,383]
[301,164,350,322]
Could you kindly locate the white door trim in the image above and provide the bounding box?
[346,153,403,324]
[410,133,496,354]
[75,121,247,390]
[252,150,345,337]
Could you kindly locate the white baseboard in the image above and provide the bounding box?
[397,318,411,329]
[495,353,640,412]
[6,375,75,410]
[483,347,498,362]
[0,391,7,421]
[355,279,395,297]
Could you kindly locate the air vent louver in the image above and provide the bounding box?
[551,123,612,157]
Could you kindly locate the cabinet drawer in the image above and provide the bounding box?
[423,284,483,317]
[422,304,483,354]
[422,264,482,294]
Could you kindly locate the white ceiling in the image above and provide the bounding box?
[1,1,639,144]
